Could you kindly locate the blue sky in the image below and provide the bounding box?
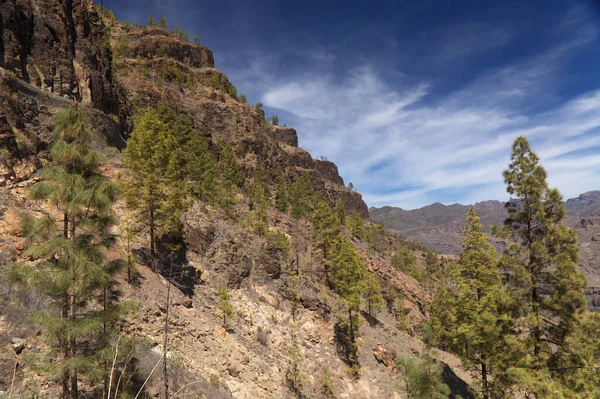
[104,0,600,209]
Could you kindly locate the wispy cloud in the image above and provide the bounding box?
[243,6,600,209]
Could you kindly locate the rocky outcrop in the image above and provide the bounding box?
[271,126,298,147]
[314,159,344,186]
[566,191,600,216]
[125,27,214,68]
[0,0,117,113]
[373,344,397,370]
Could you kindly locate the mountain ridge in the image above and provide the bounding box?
[370,190,600,288]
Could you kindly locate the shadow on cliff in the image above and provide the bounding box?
[441,362,475,399]
[134,236,202,297]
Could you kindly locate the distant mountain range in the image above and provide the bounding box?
[370,191,600,286]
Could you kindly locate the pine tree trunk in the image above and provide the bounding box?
[163,257,174,399]
[70,217,78,399]
[150,205,156,265]
[481,360,488,399]
[70,291,78,399]
[62,212,70,399]
[348,308,355,366]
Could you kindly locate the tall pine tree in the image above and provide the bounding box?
[331,237,366,373]
[455,208,509,399]
[312,200,340,281]
[499,136,588,395]
[6,105,121,399]
[121,108,190,260]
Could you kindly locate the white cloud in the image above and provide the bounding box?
[230,6,600,210]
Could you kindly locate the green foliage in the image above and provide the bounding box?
[193,34,200,45]
[113,35,132,58]
[274,169,289,213]
[175,26,184,39]
[147,15,156,26]
[365,222,388,256]
[347,210,364,238]
[454,208,510,398]
[331,237,367,368]
[286,322,306,395]
[320,367,336,398]
[496,136,589,395]
[119,214,140,284]
[270,115,279,126]
[396,352,451,399]
[5,105,124,398]
[427,284,458,350]
[249,176,270,236]
[266,231,290,258]
[255,102,265,120]
[335,198,346,226]
[159,16,167,27]
[161,60,196,90]
[218,288,235,331]
[424,251,439,280]
[199,73,237,98]
[121,107,190,257]
[289,173,316,219]
[391,247,422,280]
[312,200,340,278]
[96,5,117,24]
[219,143,244,188]
[362,272,384,317]
[240,93,247,104]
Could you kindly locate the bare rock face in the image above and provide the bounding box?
[314,159,344,186]
[581,218,594,228]
[271,126,298,147]
[0,0,117,112]
[373,344,397,370]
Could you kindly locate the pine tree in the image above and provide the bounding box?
[6,105,121,399]
[118,214,139,284]
[362,272,384,318]
[391,247,421,280]
[347,210,364,238]
[159,16,167,27]
[255,102,265,120]
[290,173,315,219]
[320,367,336,398]
[170,113,220,204]
[335,198,346,226]
[274,169,289,214]
[312,201,340,280]
[396,352,451,399]
[427,284,458,350]
[286,319,305,395]
[455,208,509,399]
[249,178,269,237]
[120,108,190,261]
[499,136,588,394]
[192,34,200,45]
[219,143,244,188]
[147,15,156,26]
[331,237,366,371]
[218,287,235,330]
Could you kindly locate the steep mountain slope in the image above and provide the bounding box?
[0,1,471,398]
[370,191,600,288]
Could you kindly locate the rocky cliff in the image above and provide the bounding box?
[370,192,600,289]
[0,0,116,111]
